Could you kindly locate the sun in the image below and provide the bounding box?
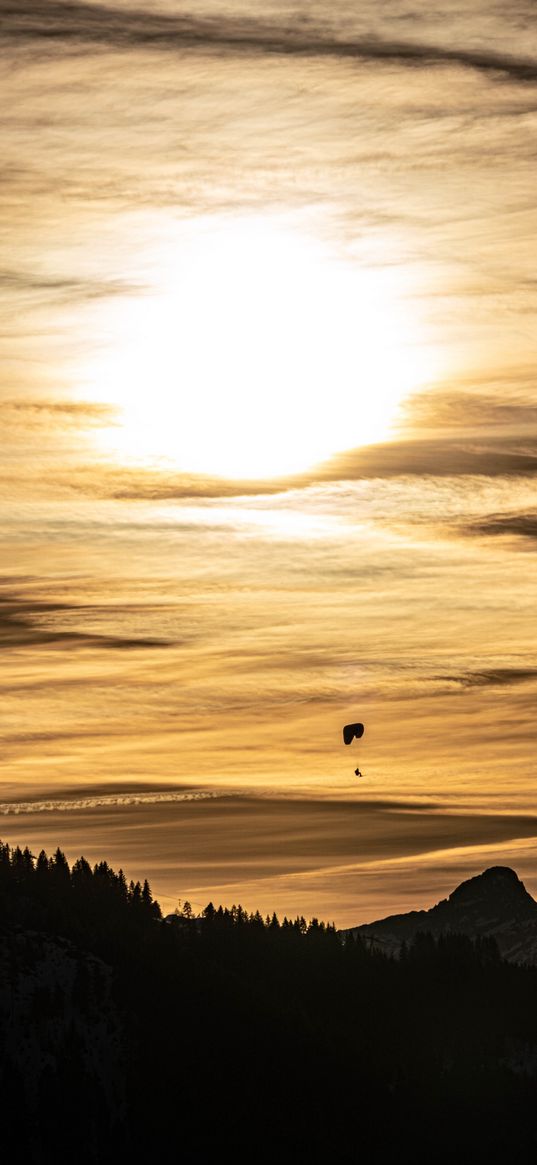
[84,215,431,479]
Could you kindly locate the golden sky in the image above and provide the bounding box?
[1,0,537,923]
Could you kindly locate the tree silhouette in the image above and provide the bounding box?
[2,836,537,1163]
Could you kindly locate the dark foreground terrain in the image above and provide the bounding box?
[2,841,537,1163]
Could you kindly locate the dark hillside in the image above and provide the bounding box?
[2,842,537,1162]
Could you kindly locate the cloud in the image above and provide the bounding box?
[13,433,536,505]
[0,787,224,815]
[438,667,537,690]
[315,436,537,481]
[2,1,536,84]
[1,399,117,429]
[0,590,170,650]
[1,457,297,501]
[469,512,537,542]
[0,268,143,306]
[401,385,537,435]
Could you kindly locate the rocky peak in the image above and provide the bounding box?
[438,866,537,922]
[450,866,529,901]
[345,866,537,964]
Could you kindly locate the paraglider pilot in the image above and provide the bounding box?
[343,722,365,778]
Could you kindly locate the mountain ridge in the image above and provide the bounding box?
[343,865,537,964]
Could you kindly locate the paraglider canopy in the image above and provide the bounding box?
[343,722,364,746]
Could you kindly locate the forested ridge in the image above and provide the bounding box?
[2,839,537,1162]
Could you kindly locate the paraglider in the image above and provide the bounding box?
[343,722,364,746]
[343,721,365,777]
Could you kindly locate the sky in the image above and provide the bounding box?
[1,0,537,923]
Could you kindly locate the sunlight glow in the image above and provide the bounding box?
[84,216,433,479]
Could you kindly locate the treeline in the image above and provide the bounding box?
[2,840,537,1163]
[0,840,160,951]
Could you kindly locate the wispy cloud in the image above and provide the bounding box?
[3,1,536,84]
[469,512,537,542]
[438,667,537,690]
[316,436,537,481]
[0,590,170,650]
[0,787,224,815]
[0,268,143,307]
[1,399,117,428]
[401,384,537,435]
[8,433,537,505]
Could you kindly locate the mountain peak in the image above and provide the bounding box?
[478,865,521,881]
[449,865,529,902]
[346,865,537,964]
